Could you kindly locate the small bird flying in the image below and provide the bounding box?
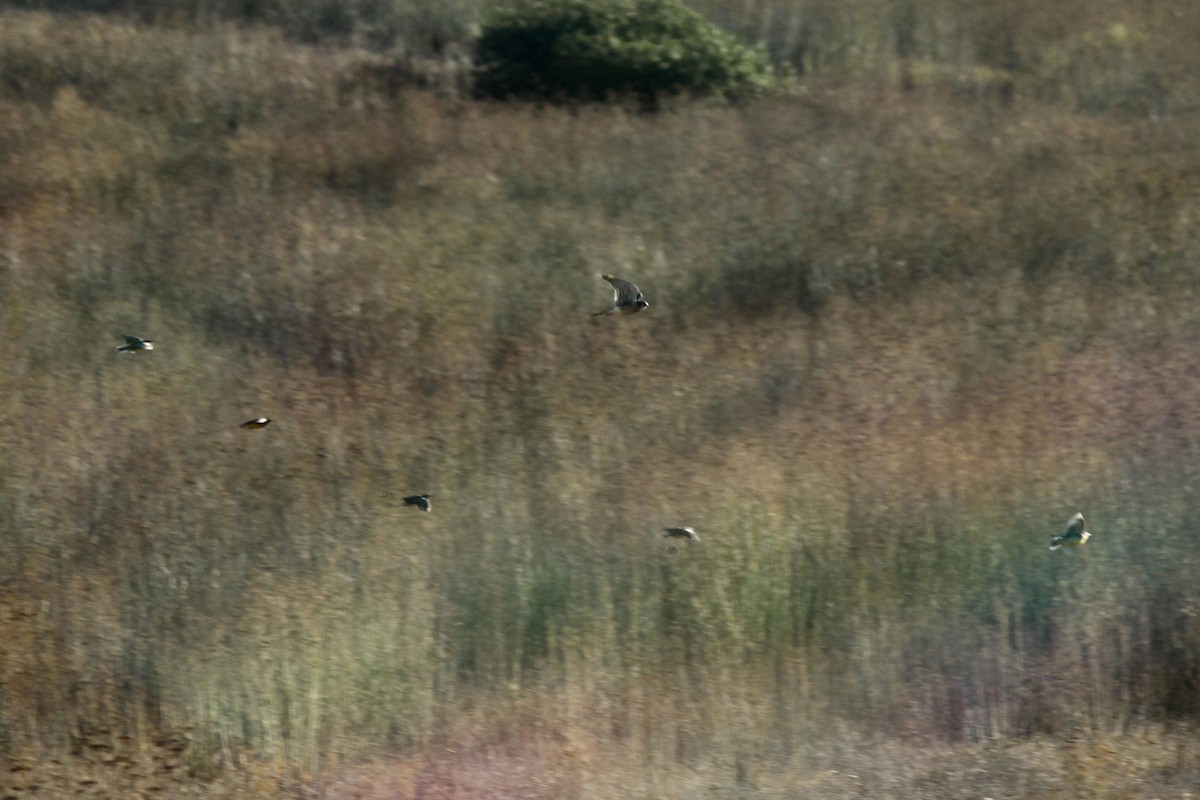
[663,526,700,542]
[116,335,154,352]
[593,274,649,316]
[403,494,431,512]
[239,418,272,429]
[1049,512,1091,551]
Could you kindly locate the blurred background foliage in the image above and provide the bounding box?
[2,1,1200,797]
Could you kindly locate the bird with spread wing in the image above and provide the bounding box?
[116,335,154,353]
[1049,512,1091,551]
[593,274,649,316]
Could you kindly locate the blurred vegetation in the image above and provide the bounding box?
[2,1,1200,798]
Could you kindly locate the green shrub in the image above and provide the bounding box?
[474,0,787,105]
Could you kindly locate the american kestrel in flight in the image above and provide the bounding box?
[403,494,431,512]
[1049,512,1091,550]
[239,418,272,429]
[663,526,700,542]
[593,274,649,316]
[116,335,154,352]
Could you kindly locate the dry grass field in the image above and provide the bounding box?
[2,2,1200,797]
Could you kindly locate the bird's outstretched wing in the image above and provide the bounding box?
[663,526,699,542]
[117,334,154,352]
[403,494,432,511]
[603,274,643,306]
[1049,512,1086,550]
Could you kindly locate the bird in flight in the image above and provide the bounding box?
[403,494,432,512]
[1049,512,1091,551]
[663,526,700,542]
[239,418,272,429]
[116,335,154,352]
[593,274,649,316]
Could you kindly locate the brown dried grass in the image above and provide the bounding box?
[3,6,1200,798]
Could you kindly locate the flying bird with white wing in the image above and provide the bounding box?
[593,274,649,316]
[663,526,700,542]
[1049,512,1091,551]
[116,335,154,352]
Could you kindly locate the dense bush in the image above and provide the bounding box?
[474,0,786,105]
